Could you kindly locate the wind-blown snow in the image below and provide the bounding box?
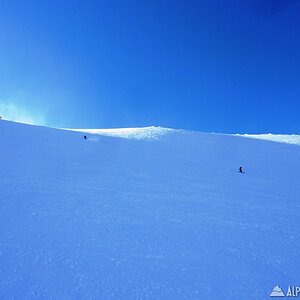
[69,128,300,145]
[236,133,300,145]
[1,120,300,299]
[68,126,176,140]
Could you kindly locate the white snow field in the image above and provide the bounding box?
[0,120,300,299]
[68,126,175,140]
[236,133,300,146]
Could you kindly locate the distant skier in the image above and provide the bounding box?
[84,135,87,140]
[239,166,243,173]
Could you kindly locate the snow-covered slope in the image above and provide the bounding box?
[68,126,176,140]
[236,133,300,146]
[1,120,300,299]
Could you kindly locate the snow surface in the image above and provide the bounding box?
[68,126,176,140]
[1,120,300,299]
[236,133,300,146]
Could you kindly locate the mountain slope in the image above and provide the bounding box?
[0,120,300,299]
[237,133,300,146]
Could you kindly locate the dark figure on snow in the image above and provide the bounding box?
[84,135,87,140]
[239,166,243,173]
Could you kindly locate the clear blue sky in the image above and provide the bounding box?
[0,0,299,133]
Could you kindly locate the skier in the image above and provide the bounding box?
[239,166,243,173]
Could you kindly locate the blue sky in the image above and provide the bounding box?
[0,0,299,133]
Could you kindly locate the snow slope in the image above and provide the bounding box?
[0,120,300,299]
[68,126,176,140]
[236,133,300,146]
